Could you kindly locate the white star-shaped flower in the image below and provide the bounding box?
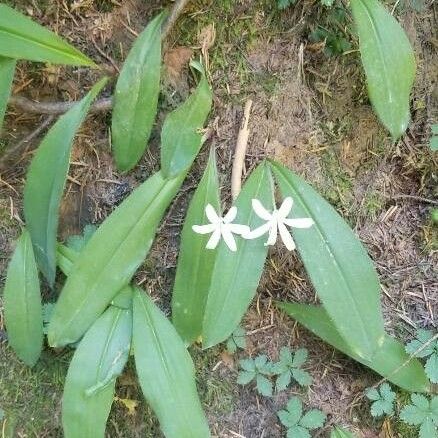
[192,204,250,252]
[243,197,314,251]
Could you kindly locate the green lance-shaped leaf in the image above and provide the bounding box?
[23,78,107,286]
[350,0,415,139]
[62,290,132,438]
[330,427,358,438]
[172,148,220,344]
[0,4,94,66]
[161,61,213,178]
[278,302,430,393]
[112,12,165,172]
[0,56,16,132]
[270,160,385,360]
[133,288,210,438]
[48,170,186,348]
[202,162,274,348]
[3,229,43,366]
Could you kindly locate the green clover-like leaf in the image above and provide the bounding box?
[226,326,246,354]
[237,355,274,397]
[405,329,438,383]
[272,347,312,392]
[278,397,326,438]
[256,374,273,397]
[400,394,438,438]
[365,383,395,417]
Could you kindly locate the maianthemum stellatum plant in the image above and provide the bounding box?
[0,3,433,438]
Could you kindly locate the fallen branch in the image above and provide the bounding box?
[231,100,252,200]
[9,95,112,115]
[7,0,190,116]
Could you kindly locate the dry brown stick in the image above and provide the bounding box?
[0,115,55,171]
[391,193,438,206]
[8,95,113,115]
[7,0,190,116]
[231,100,252,200]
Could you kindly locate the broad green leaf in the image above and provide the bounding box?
[172,148,220,344]
[0,56,15,132]
[23,78,107,286]
[350,0,415,138]
[270,160,385,360]
[277,301,430,393]
[132,288,210,438]
[0,5,94,66]
[3,229,43,366]
[112,12,165,172]
[202,162,274,348]
[161,61,212,178]
[56,243,77,276]
[299,409,326,430]
[62,292,132,438]
[330,427,357,438]
[48,170,186,347]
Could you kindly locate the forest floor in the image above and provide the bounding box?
[0,0,437,437]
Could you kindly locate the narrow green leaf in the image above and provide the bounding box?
[172,148,220,344]
[277,301,430,393]
[0,56,15,132]
[350,0,415,138]
[132,288,210,438]
[48,170,186,347]
[3,229,43,366]
[161,61,212,178]
[0,4,94,66]
[202,162,274,348]
[24,78,107,286]
[62,292,132,438]
[270,160,385,360]
[330,427,357,438]
[112,12,165,172]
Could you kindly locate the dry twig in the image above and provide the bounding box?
[6,0,191,116]
[231,100,252,200]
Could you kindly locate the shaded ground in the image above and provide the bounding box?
[0,0,437,437]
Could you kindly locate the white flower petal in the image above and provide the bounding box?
[221,228,237,252]
[278,222,296,251]
[243,221,271,239]
[205,204,220,223]
[223,206,237,223]
[227,223,250,235]
[265,222,278,246]
[192,223,216,234]
[278,197,293,218]
[284,217,314,228]
[251,199,272,221]
[206,228,221,249]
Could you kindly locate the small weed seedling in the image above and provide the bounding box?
[278,396,326,438]
[237,355,274,397]
[277,0,296,9]
[272,347,312,392]
[430,125,438,151]
[365,383,396,417]
[226,326,246,354]
[400,394,438,438]
[405,329,438,383]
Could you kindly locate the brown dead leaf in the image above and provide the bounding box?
[114,396,139,416]
[198,23,216,75]
[164,46,193,85]
[221,350,235,369]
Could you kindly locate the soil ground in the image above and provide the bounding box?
[0,0,437,437]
